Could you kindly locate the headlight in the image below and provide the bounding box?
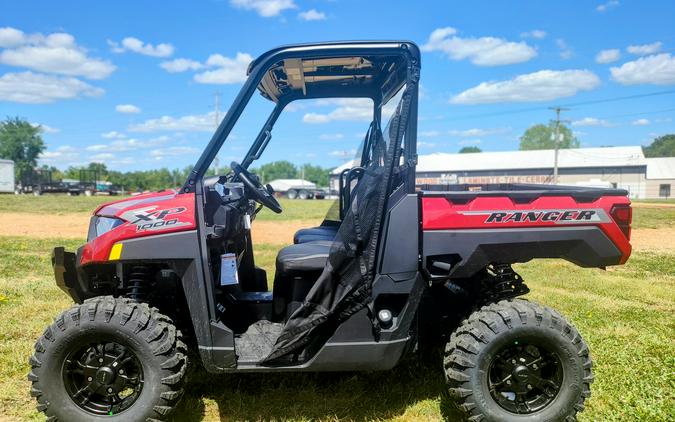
[91,216,124,240]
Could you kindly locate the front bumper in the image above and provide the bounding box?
[52,246,86,303]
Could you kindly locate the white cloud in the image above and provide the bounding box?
[610,53,675,85]
[572,117,611,127]
[129,112,217,132]
[596,0,619,12]
[31,122,59,133]
[150,146,199,159]
[0,27,115,79]
[0,71,104,104]
[632,118,650,126]
[298,9,326,21]
[88,136,169,152]
[116,104,141,114]
[319,133,344,140]
[160,58,203,73]
[101,131,126,139]
[596,49,621,64]
[419,130,442,138]
[458,139,482,146]
[194,52,252,84]
[450,69,600,104]
[520,30,547,39]
[627,42,662,56]
[303,98,372,123]
[0,27,31,48]
[108,37,174,58]
[90,152,115,161]
[329,149,357,158]
[556,39,573,59]
[39,145,83,166]
[448,128,509,137]
[230,0,296,17]
[422,27,537,66]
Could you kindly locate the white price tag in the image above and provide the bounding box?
[220,253,239,286]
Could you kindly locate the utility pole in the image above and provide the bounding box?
[549,106,569,185]
[213,91,221,175]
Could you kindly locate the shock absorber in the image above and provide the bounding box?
[126,265,150,302]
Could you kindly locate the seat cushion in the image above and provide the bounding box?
[276,240,333,273]
[293,226,339,244]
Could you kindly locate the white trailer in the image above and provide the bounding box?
[0,159,15,194]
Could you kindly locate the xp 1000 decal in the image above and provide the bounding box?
[120,206,191,232]
[459,209,611,224]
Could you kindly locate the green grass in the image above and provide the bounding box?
[0,194,130,214]
[631,206,675,229]
[0,236,673,421]
[0,194,336,220]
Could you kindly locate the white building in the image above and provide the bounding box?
[331,146,674,199]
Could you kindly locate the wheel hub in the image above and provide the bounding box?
[95,366,116,385]
[488,340,563,414]
[62,341,144,416]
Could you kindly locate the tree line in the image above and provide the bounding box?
[1,117,674,191]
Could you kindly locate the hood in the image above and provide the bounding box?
[94,189,196,234]
[95,190,185,217]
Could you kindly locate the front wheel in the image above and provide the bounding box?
[29,296,188,421]
[444,299,593,421]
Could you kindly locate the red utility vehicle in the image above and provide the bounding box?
[32,41,631,422]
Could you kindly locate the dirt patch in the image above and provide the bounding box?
[630,227,675,252]
[0,212,321,245]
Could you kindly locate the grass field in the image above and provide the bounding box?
[0,196,673,421]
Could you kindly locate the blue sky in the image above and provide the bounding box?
[1,0,674,171]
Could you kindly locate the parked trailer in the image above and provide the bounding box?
[16,169,82,196]
[0,160,15,193]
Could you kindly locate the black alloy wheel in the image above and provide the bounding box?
[444,299,593,421]
[62,341,144,416]
[487,340,563,414]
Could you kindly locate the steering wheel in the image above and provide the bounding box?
[230,161,283,214]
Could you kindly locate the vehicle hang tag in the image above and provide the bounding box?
[243,214,251,230]
[220,253,239,286]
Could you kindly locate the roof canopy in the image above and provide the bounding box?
[252,42,413,104]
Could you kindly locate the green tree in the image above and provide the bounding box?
[299,163,329,187]
[459,146,482,153]
[0,117,45,178]
[254,160,298,183]
[643,134,675,157]
[519,123,578,150]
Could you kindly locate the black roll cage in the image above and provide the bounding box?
[182,41,420,194]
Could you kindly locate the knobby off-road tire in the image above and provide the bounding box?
[29,296,188,421]
[444,299,593,422]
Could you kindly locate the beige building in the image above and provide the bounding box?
[645,157,675,199]
[332,146,673,199]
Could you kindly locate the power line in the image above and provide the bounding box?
[444,89,675,121]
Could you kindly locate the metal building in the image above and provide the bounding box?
[331,146,673,199]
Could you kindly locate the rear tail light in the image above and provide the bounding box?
[610,204,632,240]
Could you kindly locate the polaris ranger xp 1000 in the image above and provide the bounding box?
[32,41,633,421]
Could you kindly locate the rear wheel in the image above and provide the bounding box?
[287,189,298,199]
[444,299,592,421]
[29,296,188,421]
[298,189,309,200]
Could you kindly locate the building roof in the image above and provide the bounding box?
[268,179,316,191]
[417,146,646,173]
[646,157,675,179]
[331,146,654,176]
